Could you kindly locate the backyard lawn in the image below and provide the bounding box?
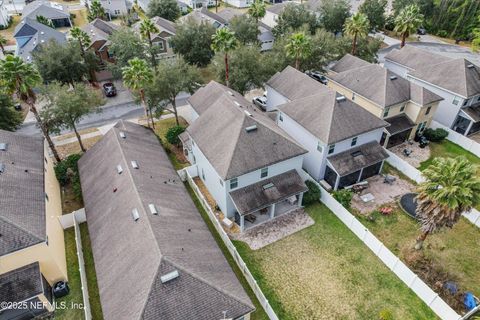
[234,203,437,320]
[419,140,480,171]
[0,15,21,45]
[154,117,190,170]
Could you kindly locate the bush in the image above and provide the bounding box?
[436,30,448,38]
[333,189,354,210]
[165,125,185,146]
[54,153,83,201]
[302,180,321,206]
[423,128,448,142]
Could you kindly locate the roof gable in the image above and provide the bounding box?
[384,45,452,70]
[330,54,371,73]
[267,66,329,100]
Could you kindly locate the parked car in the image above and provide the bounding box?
[417,27,427,35]
[306,71,328,85]
[252,96,267,111]
[103,82,117,97]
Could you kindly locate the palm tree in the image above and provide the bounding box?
[248,0,266,23]
[70,27,91,58]
[394,4,424,48]
[0,56,61,162]
[285,32,312,70]
[139,18,159,68]
[122,58,154,129]
[211,28,237,87]
[87,0,107,21]
[415,157,480,250]
[0,34,7,55]
[344,12,370,56]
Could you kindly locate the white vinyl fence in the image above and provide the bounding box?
[182,169,279,320]
[72,215,92,320]
[430,120,480,157]
[386,150,480,229]
[297,170,462,320]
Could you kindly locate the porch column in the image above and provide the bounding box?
[357,167,364,183]
[270,203,276,219]
[240,215,245,232]
[465,120,474,136]
[334,174,340,190]
[298,192,304,207]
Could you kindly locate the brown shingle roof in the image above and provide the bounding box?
[330,53,371,73]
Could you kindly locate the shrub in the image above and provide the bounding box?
[54,153,83,201]
[302,180,321,206]
[436,30,448,38]
[423,128,448,142]
[333,189,354,210]
[165,125,185,146]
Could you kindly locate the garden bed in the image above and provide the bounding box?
[153,117,190,170]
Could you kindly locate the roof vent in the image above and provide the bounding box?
[336,95,346,102]
[227,90,234,96]
[245,125,257,132]
[0,163,4,173]
[244,110,253,117]
[131,160,139,169]
[0,143,7,151]
[263,182,274,190]
[234,101,241,107]
[467,64,475,69]
[352,150,363,157]
[389,75,398,80]
[148,204,158,215]
[160,270,179,283]
[132,208,140,221]
[40,31,44,35]
[116,164,123,174]
[119,131,126,139]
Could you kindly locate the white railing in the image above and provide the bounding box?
[430,120,480,157]
[298,170,461,320]
[58,208,87,229]
[386,150,480,229]
[183,169,279,320]
[73,215,92,320]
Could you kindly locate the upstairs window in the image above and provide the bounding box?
[279,113,283,122]
[351,137,358,147]
[317,142,323,152]
[230,178,238,189]
[425,106,432,115]
[452,96,460,105]
[400,104,405,112]
[261,167,268,178]
[328,144,335,154]
[383,107,390,118]
[352,93,356,100]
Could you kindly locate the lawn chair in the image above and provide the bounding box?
[403,148,412,157]
[383,174,396,185]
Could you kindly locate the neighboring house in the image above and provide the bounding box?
[81,18,119,64]
[86,0,128,18]
[0,0,10,28]
[328,53,370,75]
[265,65,327,111]
[384,45,480,137]
[22,0,71,28]
[14,17,67,62]
[137,0,188,13]
[180,7,226,27]
[0,130,67,320]
[78,121,255,320]
[258,21,274,51]
[223,0,252,8]
[133,16,176,59]
[328,55,443,148]
[182,81,308,231]
[181,0,215,9]
[261,2,291,28]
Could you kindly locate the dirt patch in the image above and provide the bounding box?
[56,136,102,159]
[54,128,99,141]
[390,142,431,168]
[232,209,314,250]
[351,174,415,214]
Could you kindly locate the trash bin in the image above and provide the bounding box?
[53,281,70,298]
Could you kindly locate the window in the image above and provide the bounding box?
[351,137,358,146]
[352,93,356,100]
[279,113,283,122]
[193,155,196,164]
[230,178,238,189]
[45,193,49,201]
[452,96,460,105]
[463,99,469,106]
[328,144,335,154]
[425,106,432,115]
[383,107,390,118]
[114,9,120,15]
[219,179,223,186]
[156,41,164,50]
[317,142,323,152]
[201,168,205,180]
[400,104,405,112]
[261,167,268,178]
[44,157,48,164]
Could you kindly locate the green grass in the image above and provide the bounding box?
[419,140,480,171]
[234,203,437,320]
[154,117,190,170]
[185,183,269,320]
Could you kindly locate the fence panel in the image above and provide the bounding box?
[73,216,92,320]
[430,120,480,158]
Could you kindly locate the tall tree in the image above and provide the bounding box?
[248,0,266,23]
[319,0,351,34]
[211,28,237,87]
[40,82,104,152]
[139,18,160,68]
[70,26,91,58]
[169,19,215,67]
[144,59,201,126]
[0,55,61,162]
[108,27,147,78]
[285,32,311,70]
[415,157,480,249]
[473,16,480,52]
[88,0,107,21]
[358,0,387,31]
[394,4,424,47]
[343,13,370,56]
[122,58,154,128]
[273,4,319,37]
[230,16,259,45]
[147,0,180,22]
[0,92,22,131]
[0,34,7,55]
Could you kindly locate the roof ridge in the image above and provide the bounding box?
[324,92,338,143]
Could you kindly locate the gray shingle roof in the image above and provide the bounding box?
[384,45,452,71]
[82,18,119,45]
[330,54,370,73]
[462,103,480,122]
[266,2,291,14]
[279,90,389,144]
[216,8,244,23]
[22,0,69,20]
[409,82,443,105]
[78,121,254,320]
[384,114,415,135]
[152,16,176,34]
[0,130,46,256]
[0,262,44,306]
[229,170,307,215]
[200,7,227,24]
[327,141,388,176]
[267,66,329,101]
[187,83,307,180]
[188,80,235,115]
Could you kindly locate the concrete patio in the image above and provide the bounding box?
[390,141,431,168]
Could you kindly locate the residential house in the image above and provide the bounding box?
[261,2,292,28]
[180,7,227,28]
[22,0,71,28]
[384,45,480,136]
[78,121,255,320]
[328,55,443,148]
[14,17,67,62]
[181,0,215,9]
[86,0,128,18]
[0,0,10,28]
[223,0,252,8]
[133,16,176,59]
[328,53,370,75]
[0,130,67,319]
[81,18,119,64]
[137,0,188,13]
[182,81,308,231]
